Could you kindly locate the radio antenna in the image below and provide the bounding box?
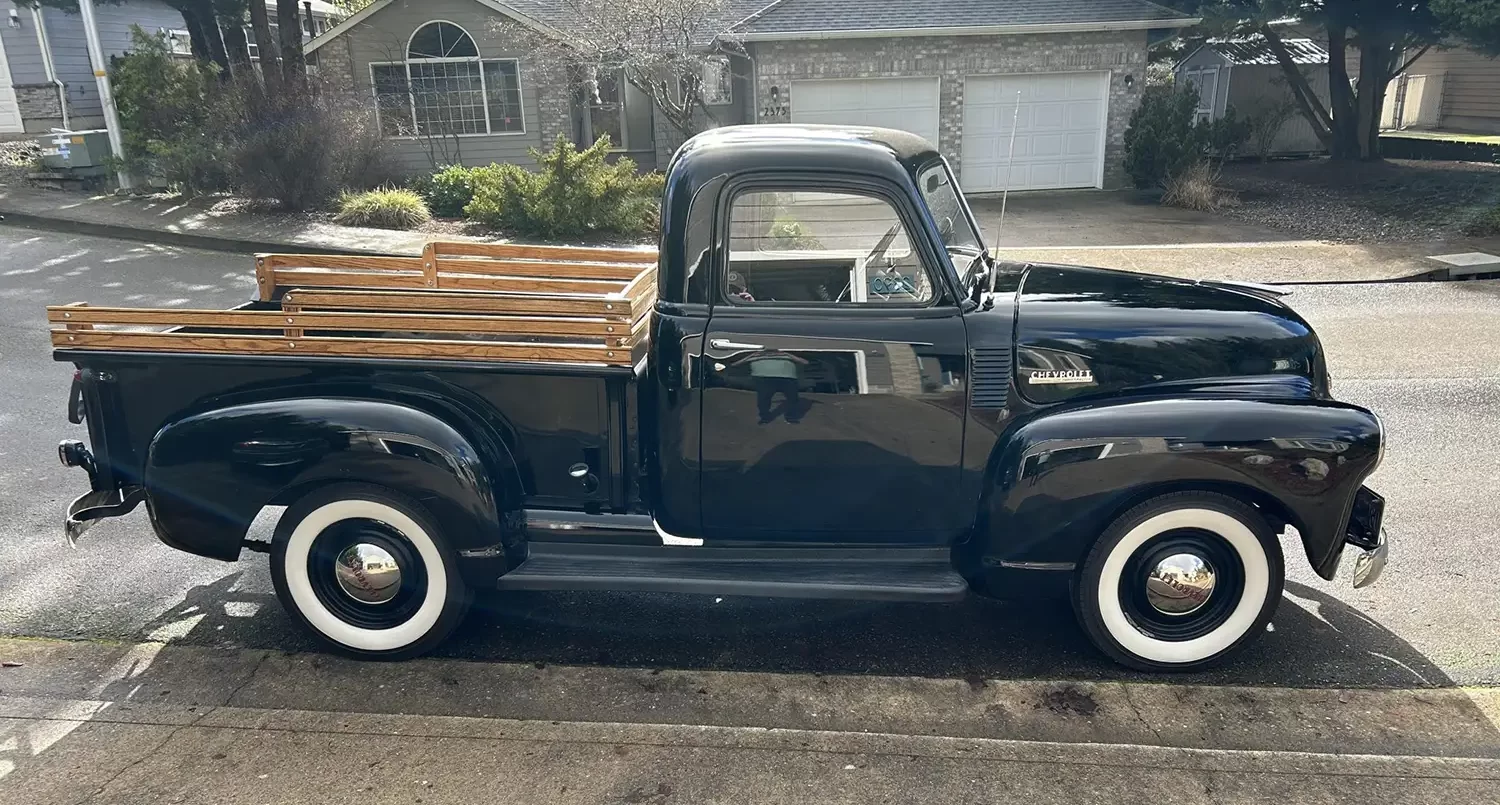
[988,90,1022,296]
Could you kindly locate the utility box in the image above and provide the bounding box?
[39,129,113,175]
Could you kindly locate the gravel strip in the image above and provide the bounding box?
[1216,158,1500,244]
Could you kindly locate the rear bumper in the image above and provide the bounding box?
[59,438,143,546]
[1342,486,1387,589]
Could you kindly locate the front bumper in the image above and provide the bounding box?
[1343,486,1388,589]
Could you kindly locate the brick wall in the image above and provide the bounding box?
[14,84,64,120]
[750,31,1149,189]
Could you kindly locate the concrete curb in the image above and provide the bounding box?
[0,209,395,257]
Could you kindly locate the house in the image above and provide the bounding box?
[306,0,1198,190]
[0,0,343,136]
[1175,36,1331,155]
[1382,46,1500,135]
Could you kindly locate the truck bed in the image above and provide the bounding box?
[48,241,658,367]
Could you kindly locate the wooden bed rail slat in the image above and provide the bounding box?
[46,306,625,340]
[262,268,628,299]
[432,241,657,264]
[51,330,630,364]
[280,289,632,320]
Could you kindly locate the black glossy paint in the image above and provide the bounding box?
[58,125,1388,601]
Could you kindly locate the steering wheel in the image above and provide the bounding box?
[864,223,902,268]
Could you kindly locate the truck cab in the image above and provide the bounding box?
[54,126,1389,671]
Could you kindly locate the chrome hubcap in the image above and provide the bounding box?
[1144,552,1216,616]
[333,543,403,605]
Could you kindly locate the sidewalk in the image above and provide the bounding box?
[1,182,1493,283]
[1,637,1498,804]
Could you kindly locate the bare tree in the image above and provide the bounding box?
[276,0,306,83]
[520,0,743,138]
[248,0,282,89]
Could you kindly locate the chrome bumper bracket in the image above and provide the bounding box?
[1351,528,1388,589]
[64,485,145,547]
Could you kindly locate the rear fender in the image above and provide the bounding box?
[145,398,516,562]
[962,397,1382,584]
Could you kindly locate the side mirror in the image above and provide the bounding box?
[925,174,946,193]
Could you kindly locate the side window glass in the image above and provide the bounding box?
[725,189,936,306]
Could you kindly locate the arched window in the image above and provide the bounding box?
[371,21,525,137]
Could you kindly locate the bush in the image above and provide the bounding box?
[463,136,663,239]
[334,187,432,229]
[109,27,229,192]
[1123,86,1208,190]
[228,87,397,211]
[1205,107,1252,161]
[109,27,395,207]
[769,213,823,249]
[421,165,479,217]
[1161,160,1235,211]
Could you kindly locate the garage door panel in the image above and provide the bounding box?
[791,77,941,148]
[961,72,1108,192]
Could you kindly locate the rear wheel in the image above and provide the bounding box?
[270,483,470,660]
[1073,491,1283,672]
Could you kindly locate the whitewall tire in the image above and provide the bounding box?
[270,483,470,660]
[1074,491,1283,672]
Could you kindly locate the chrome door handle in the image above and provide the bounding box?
[710,339,764,350]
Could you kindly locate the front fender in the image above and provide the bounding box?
[145,398,511,561]
[963,397,1382,584]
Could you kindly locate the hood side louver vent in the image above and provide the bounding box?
[970,347,1011,408]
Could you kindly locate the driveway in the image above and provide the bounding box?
[968,189,1296,249]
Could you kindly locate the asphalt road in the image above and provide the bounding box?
[2,224,1498,688]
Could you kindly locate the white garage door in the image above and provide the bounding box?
[0,33,26,134]
[790,77,941,146]
[962,72,1110,192]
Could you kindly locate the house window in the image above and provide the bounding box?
[371,21,526,137]
[164,29,193,57]
[587,71,625,148]
[243,23,280,61]
[676,57,733,107]
[702,57,732,105]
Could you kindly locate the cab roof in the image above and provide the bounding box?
[670,125,942,181]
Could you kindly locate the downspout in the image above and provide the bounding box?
[32,6,69,129]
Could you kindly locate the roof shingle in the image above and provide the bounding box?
[732,0,1191,36]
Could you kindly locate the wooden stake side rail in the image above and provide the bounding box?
[52,330,632,364]
[54,242,660,367]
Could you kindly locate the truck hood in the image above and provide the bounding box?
[1013,264,1327,405]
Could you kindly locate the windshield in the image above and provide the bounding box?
[916,160,986,257]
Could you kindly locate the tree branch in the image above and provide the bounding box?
[1259,23,1334,144]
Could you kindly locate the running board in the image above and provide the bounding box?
[495,542,968,602]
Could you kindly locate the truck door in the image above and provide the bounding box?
[698,178,970,544]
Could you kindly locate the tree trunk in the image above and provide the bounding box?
[219,6,252,79]
[1326,26,1360,160]
[276,0,306,84]
[1355,36,1402,161]
[182,2,232,78]
[248,0,281,91]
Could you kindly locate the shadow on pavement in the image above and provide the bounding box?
[134,570,1451,690]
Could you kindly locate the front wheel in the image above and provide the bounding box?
[1074,491,1284,672]
[270,483,470,660]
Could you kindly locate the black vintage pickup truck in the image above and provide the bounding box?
[53,126,1388,671]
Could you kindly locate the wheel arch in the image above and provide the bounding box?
[145,397,522,562]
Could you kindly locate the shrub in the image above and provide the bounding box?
[1161,160,1235,212]
[1123,85,1208,190]
[769,213,823,249]
[334,187,432,229]
[463,136,663,239]
[1248,97,1298,161]
[228,87,396,211]
[109,27,229,192]
[109,28,395,207]
[423,164,482,217]
[1205,107,1252,161]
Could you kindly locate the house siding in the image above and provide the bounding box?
[332,0,570,175]
[0,0,184,132]
[1402,47,1500,135]
[748,31,1149,190]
